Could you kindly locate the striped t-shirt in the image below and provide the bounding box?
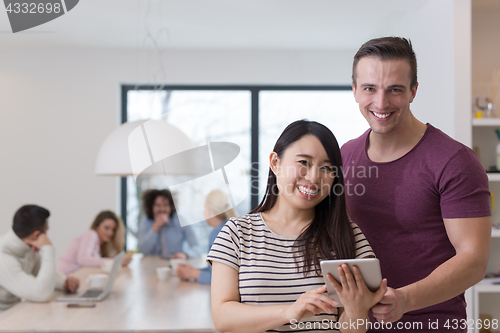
[207,212,375,333]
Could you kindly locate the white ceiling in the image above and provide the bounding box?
[0,0,440,50]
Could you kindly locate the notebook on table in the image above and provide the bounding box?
[57,251,125,302]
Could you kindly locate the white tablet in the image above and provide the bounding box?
[320,258,382,307]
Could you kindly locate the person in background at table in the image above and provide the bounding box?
[208,120,387,333]
[138,189,198,259]
[177,189,237,284]
[0,205,80,311]
[57,210,131,275]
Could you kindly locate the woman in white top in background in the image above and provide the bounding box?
[207,120,387,333]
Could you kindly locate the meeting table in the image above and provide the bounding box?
[0,254,217,332]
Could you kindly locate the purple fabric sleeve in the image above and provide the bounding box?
[439,147,491,219]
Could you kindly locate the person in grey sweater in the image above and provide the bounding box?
[0,205,80,311]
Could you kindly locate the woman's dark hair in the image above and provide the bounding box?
[142,189,176,219]
[250,120,355,276]
[12,205,50,239]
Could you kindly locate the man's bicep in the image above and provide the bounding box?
[443,216,491,257]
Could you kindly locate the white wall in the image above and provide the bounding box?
[386,0,471,145]
[0,48,355,257]
[0,0,471,258]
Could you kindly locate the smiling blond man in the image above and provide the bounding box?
[341,37,491,332]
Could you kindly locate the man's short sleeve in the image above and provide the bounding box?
[439,147,490,219]
[206,218,241,271]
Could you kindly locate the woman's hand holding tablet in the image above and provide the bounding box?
[320,258,387,308]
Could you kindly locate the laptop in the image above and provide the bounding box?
[57,251,125,302]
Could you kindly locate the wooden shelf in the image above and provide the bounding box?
[487,173,500,181]
[472,118,500,126]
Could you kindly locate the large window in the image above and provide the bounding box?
[122,85,367,251]
[259,90,368,201]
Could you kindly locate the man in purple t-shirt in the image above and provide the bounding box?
[341,37,491,332]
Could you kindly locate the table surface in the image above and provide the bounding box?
[0,255,217,332]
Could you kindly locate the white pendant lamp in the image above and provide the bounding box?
[95,119,198,177]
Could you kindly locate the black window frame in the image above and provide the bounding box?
[120,84,352,227]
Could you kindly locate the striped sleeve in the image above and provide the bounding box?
[351,222,375,258]
[206,218,241,271]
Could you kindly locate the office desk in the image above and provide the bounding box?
[0,255,217,332]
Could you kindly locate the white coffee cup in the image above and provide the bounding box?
[169,259,187,275]
[86,273,108,289]
[156,266,171,281]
